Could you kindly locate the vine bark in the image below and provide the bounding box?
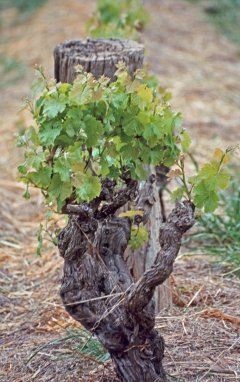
[58,178,195,381]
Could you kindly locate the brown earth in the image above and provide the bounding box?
[0,0,239,381]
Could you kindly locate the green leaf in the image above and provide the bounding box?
[16,126,39,147]
[84,115,104,147]
[48,174,72,211]
[162,143,180,167]
[198,161,230,191]
[144,115,170,144]
[198,161,218,179]
[74,173,101,202]
[137,110,150,125]
[39,122,62,146]
[143,123,162,142]
[112,93,129,110]
[181,130,191,152]
[204,193,219,212]
[100,157,110,177]
[58,83,71,94]
[193,181,219,213]
[217,172,230,189]
[44,94,67,118]
[68,143,84,170]
[54,133,74,147]
[68,108,84,122]
[134,161,148,180]
[65,110,86,139]
[18,164,27,175]
[69,82,92,105]
[29,127,40,145]
[137,84,153,107]
[123,119,139,137]
[29,166,52,188]
[65,124,75,138]
[209,171,230,191]
[54,157,71,182]
[24,149,45,170]
[149,149,163,166]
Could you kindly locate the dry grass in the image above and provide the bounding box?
[158,256,240,381]
[0,0,240,381]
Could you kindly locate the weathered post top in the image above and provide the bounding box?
[54,38,144,83]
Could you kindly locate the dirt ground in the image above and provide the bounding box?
[0,0,239,381]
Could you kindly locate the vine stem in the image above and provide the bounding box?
[178,157,192,201]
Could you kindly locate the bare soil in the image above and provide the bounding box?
[0,1,239,381]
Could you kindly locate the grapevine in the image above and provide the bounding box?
[18,64,183,213]
[86,0,149,39]
[17,64,233,253]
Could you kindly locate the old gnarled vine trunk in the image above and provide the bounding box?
[59,195,195,382]
[55,39,195,382]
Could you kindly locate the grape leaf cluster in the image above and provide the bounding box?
[17,64,184,213]
[171,148,232,213]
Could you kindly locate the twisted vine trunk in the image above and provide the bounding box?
[54,39,195,381]
[59,195,195,382]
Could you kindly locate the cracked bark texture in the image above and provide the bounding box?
[55,39,195,381]
[59,197,195,382]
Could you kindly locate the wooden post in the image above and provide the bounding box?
[54,38,172,312]
[54,38,144,83]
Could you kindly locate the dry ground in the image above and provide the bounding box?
[0,0,239,381]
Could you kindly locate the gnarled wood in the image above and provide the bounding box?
[59,191,195,381]
[124,165,172,312]
[127,201,195,314]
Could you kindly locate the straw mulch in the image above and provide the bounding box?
[0,0,239,381]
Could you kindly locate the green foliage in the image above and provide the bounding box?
[86,0,149,39]
[170,147,234,213]
[70,328,110,362]
[181,130,191,153]
[129,224,149,250]
[27,327,110,364]
[192,149,231,212]
[185,175,240,274]
[186,0,240,44]
[17,64,184,213]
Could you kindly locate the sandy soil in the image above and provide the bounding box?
[0,1,239,381]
